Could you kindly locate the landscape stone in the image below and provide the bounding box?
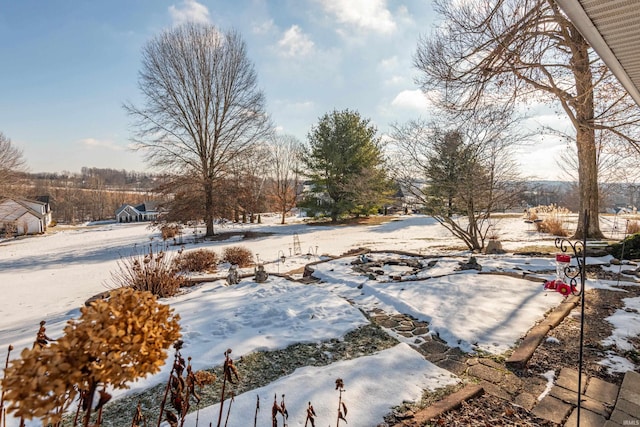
[500,373,524,395]
[585,377,619,406]
[466,357,480,366]
[564,408,607,427]
[436,358,467,375]
[614,397,640,420]
[506,323,552,369]
[468,363,503,384]
[419,339,449,354]
[413,326,429,335]
[549,386,609,417]
[531,395,573,425]
[542,297,579,327]
[556,367,587,393]
[479,380,512,400]
[610,408,640,426]
[514,392,537,411]
[380,318,400,328]
[483,239,504,254]
[619,370,640,403]
[424,352,446,363]
[478,358,504,370]
[395,384,483,426]
[396,321,415,331]
[445,346,467,361]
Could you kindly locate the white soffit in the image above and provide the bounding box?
[555,0,640,107]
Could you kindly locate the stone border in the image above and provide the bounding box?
[506,294,580,369]
[392,384,484,426]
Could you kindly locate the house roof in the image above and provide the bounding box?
[555,0,640,107]
[116,201,160,216]
[0,198,45,221]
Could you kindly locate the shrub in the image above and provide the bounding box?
[223,246,254,267]
[174,248,219,273]
[627,220,640,235]
[608,233,640,260]
[111,247,185,297]
[160,223,182,241]
[1,288,181,426]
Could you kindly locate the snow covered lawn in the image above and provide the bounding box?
[0,214,638,426]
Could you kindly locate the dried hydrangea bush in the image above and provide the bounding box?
[1,288,181,426]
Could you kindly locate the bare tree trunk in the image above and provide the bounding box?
[204,181,215,237]
[572,34,603,239]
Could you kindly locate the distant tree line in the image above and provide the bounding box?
[11,168,166,224]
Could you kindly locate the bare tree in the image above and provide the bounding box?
[415,0,640,239]
[125,23,272,236]
[268,134,301,224]
[230,145,271,222]
[391,107,524,251]
[0,132,27,195]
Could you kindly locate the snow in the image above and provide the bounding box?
[602,296,640,351]
[183,343,457,427]
[312,259,564,353]
[0,213,639,426]
[537,370,556,401]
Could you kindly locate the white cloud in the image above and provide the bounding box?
[168,0,210,26]
[384,75,407,86]
[318,0,396,34]
[278,25,314,57]
[252,19,276,35]
[378,56,399,71]
[391,89,431,111]
[79,138,124,151]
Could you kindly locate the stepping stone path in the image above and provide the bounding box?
[371,296,639,426]
[367,307,468,375]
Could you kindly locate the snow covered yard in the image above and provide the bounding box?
[0,213,639,426]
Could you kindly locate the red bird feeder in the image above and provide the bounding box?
[543,253,577,297]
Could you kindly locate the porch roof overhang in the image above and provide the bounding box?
[555,0,640,107]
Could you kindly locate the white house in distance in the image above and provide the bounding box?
[0,196,53,236]
[115,201,160,223]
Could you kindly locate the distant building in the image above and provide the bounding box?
[115,201,161,223]
[0,197,53,236]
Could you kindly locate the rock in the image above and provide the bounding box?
[483,240,505,254]
[457,256,482,271]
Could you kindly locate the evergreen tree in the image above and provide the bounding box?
[301,109,390,222]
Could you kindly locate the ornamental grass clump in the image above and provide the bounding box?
[222,246,253,268]
[111,246,185,297]
[0,288,181,427]
[531,205,570,237]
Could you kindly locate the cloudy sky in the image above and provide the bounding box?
[0,0,569,178]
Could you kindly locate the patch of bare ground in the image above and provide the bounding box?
[423,394,556,426]
[206,230,274,241]
[305,215,400,226]
[525,282,640,385]
[512,245,557,255]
